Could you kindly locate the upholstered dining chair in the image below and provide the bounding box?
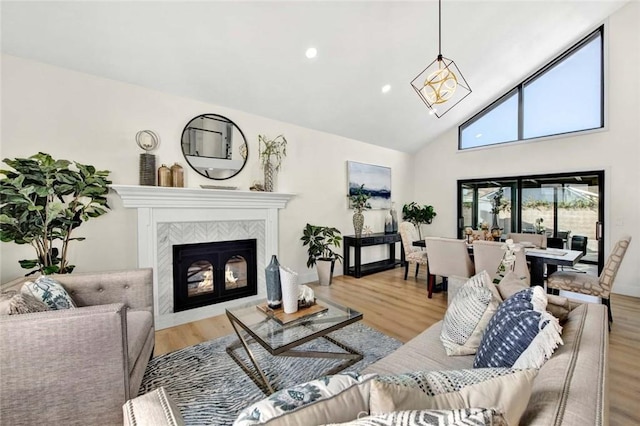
[399,221,429,280]
[472,240,531,285]
[507,232,547,249]
[424,237,474,298]
[547,235,631,325]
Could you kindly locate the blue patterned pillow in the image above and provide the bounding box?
[474,287,563,369]
[234,373,377,426]
[21,276,77,310]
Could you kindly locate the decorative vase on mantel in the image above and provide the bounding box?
[353,210,364,238]
[264,160,274,192]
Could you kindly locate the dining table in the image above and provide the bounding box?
[411,240,585,287]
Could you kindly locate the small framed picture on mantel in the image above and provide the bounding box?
[347,161,391,209]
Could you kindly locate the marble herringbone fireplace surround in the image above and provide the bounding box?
[111,185,294,329]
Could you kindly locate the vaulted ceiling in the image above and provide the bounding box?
[1,1,628,153]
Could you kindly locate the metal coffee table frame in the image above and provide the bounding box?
[225,299,363,395]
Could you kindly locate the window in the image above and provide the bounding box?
[459,26,603,150]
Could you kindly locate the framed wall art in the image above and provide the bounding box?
[347,161,391,209]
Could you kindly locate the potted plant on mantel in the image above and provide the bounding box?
[300,223,343,286]
[402,202,437,239]
[258,134,287,192]
[0,152,112,275]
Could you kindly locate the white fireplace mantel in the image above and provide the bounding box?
[110,184,295,329]
[110,184,295,209]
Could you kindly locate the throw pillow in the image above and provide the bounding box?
[233,373,377,426]
[1,291,50,315]
[21,276,77,310]
[324,408,505,426]
[497,272,571,323]
[440,271,501,356]
[546,294,571,323]
[496,271,528,300]
[0,291,16,315]
[369,368,537,426]
[474,287,563,370]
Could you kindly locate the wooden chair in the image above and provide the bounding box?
[547,235,631,325]
[424,237,474,298]
[399,222,429,280]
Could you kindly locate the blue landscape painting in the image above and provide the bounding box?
[347,161,391,209]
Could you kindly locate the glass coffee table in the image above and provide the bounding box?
[225,298,363,394]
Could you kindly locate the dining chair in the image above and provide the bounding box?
[507,232,547,249]
[547,235,631,325]
[472,240,531,285]
[399,222,429,280]
[424,237,474,298]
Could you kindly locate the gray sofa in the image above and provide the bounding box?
[124,297,608,425]
[0,268,154,426]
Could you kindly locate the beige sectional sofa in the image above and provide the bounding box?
[125,297,608,425]
[0,268,154,426]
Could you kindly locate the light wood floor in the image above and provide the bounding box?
[155,268,640,425]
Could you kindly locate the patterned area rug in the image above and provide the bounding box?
[140,322,402,425]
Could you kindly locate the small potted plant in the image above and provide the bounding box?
[258,134,287,192]
[300,223,343,285]
[348,184,371,238]
[402,202,437,239]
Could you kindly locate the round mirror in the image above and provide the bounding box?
[181,114,248,180]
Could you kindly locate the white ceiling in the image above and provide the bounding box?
[1,1,628,153]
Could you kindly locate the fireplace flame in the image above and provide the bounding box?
[225,266,238,284]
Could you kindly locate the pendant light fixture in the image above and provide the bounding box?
[410,0,471,118]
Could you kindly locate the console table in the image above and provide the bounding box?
[343,232,402,278]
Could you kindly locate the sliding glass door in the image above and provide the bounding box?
[457,171,604,272]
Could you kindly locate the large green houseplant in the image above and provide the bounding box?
[402,202,437,239]
[300,223,343,285]
[0,152,112,275]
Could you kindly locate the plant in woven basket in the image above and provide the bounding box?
[0,152,112,275]
[258,134,287,192]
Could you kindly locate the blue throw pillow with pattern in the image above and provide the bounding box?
[21,276,77,310]
[474,287,563,369]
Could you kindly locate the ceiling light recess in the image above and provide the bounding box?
[381,84,391,93]
[305,47,317,59]
[410,0,471,118]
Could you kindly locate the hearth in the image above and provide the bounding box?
[173,239,257,312]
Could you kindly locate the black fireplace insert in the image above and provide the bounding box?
[173,239,257,312]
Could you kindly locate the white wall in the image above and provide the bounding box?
[0,55,414,284]
[413,2,640,297]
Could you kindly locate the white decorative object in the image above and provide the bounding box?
[299,285,315,305]
[279,265,299,314]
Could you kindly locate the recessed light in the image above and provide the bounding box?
[305,47,317,59]
[475,133,483,138]
[381,84,391,93]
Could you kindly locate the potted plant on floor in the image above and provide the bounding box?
[301,223,343,285]
[0,152,112,275]
[402,202,437,239]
